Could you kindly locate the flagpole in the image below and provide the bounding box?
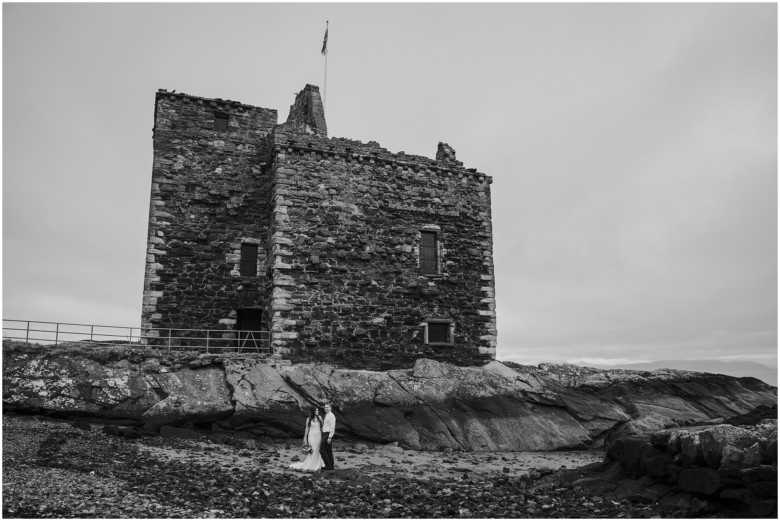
[323,52,327,113]
[322,21,329,114]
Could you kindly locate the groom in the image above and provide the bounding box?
[320,403,336,471]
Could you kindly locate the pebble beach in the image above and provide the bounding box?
[3,413,686,518]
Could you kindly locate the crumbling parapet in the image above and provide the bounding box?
[284,84,327,137]
[436,142,463,167]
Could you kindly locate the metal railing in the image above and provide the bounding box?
[2,319,270,354]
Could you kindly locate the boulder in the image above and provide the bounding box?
[679,430,705,467]
[763,427,778,463]
[4,355,156,417]
[697,424,759,469]
[720,488,777,517]
[721,444,754,473]
[606,435,651,476]
[225,358,306,433]
[743,443,763,469]
[141,367,233,426]
[140,358,161,373]
[677,467,721,495]
[747,464,778,481]
[639,448,675,478]
[740,465,778,488]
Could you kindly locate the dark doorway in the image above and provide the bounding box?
[236,309,263,351]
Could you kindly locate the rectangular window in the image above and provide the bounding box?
[425,320,453,345]
[428,323,449,343]
[420,231,438,274]
[214,113,229,132]
[240,243,258,276]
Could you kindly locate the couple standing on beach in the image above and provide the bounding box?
[289,404,336,473]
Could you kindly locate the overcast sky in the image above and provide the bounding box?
[3,3,777,370]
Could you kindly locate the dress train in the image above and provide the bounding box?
[289,420,325,472]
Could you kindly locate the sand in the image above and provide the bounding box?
[139,438,605,480]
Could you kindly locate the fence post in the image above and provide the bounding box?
[55,323,59,347]
[206,330,210,353]
[26,321,30,343]
[90,325,94,342]
[168,329,172,351]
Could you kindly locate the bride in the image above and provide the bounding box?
[289,407,325,472]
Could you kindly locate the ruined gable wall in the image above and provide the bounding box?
[142,91,277,336]
[268,130,497,369]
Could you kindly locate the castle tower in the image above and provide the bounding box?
[143,85,497,368]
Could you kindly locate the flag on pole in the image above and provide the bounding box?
[321,22,328,55]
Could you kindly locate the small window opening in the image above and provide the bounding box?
[214,112,229,132]
[185,183,196,193]
[420,231,438,275]
[240,243,258,276]
[425,320,453,345]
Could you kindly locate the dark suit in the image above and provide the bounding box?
[320,434,334,470]
[320,411,336,470]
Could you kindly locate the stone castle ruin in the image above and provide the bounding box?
[142,84,496,369]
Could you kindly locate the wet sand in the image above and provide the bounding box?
[140,438,605,480]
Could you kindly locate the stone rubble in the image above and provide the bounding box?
[602,416,777,517]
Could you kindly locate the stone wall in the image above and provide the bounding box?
[142,90,278,337]
[267,129,497,369]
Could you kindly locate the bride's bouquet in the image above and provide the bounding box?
[300,443,312,454]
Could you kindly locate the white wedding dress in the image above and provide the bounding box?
[289,418,325,472]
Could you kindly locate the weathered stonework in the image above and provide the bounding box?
[143,92,277,339]
[143,84,497,369]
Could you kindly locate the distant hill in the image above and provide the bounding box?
[583,360,777,387]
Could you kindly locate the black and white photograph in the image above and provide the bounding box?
[2,2,777,518]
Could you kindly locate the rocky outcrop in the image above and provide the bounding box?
[3,342,776,451]
[3,346,233,426]
[603,420,777,517]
